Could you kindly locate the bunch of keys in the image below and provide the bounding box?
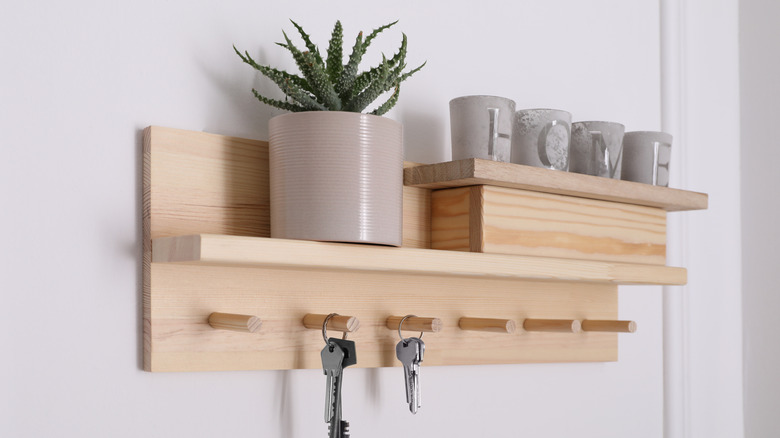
[395,315,425,414]
[321,314,357,438]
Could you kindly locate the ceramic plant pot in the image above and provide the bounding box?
[268,111,403,246]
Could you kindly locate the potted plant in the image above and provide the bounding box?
[235,20,425,246]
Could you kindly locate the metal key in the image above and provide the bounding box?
[329,370,344,438]
[414,337,424,411]
[327,338,356,438]
[321,342,345,424]
[396,336,424,414]
[409,337,424,413]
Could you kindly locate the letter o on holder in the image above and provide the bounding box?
[537,119,571,170]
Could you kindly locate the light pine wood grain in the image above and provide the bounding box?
[143,126,429,371]
[152,234,687,285]
[142,125,695,372]
[524,319,583,333]
[405,158,708,212]
[581,319,637,333]
[145,126,270,239]
[432,185,667,265]
[430,186,473,252]
[147,264,618,371]
[208,312,262,333]
[402,185,430,248]
[143,125,429,247]
[459,317,517,334]
[302,314,360,333]
[386,316,443,333]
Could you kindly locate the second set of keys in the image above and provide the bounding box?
[395,315,425,414]
[321,314,356,438]
[319,314,427,437]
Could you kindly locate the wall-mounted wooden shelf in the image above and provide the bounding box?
[142,126,707,373]
[153,234,686,285]
[404,158,708,212]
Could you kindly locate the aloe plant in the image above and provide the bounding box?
[234,20,425,116]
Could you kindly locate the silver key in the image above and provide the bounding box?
[414,338,424,410]
[396,337,424,414]
[321,342,345,423]
[329,373,345,438]
[411,337,424,413]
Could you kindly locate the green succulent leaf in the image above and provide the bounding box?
[278,31,309,75]
[235,19,424,114]
[278,77,328,111]
[394,61,426,87]
[370,85,400,116]
[251,89,307,112]
[234,46,314,94]
[326,21,344,83]
[362,20,398,54]
[346,55,390,112]
[234,46,323,110]
[289,20,323,66]
[351,33,407,97]
[278,33,341,110]
[299,50,342,110]
[387,33,408,71]
[349,66,382,100]
[335,31,364,99]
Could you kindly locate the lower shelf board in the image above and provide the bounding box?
[145,263,620,372]
[152,234,687,286]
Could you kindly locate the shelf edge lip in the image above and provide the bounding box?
[403,158,708,212]
[152,234,688,286]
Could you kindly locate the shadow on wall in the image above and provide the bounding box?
[400,108,445,164]
[275,370,295,436]
[199,47,288,141]
[135,127,145,371]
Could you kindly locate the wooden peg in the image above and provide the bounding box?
[386,316,442,333]
[208,312,262,333]
[523,318,582,333]
[458,317,516,334]
[581,320,637,333]
[302,314,360,333]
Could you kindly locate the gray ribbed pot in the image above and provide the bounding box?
[268,111,403,247]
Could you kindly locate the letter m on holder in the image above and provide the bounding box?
[589,130,622,178]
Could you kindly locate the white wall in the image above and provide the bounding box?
[675,1,744,436]
[739,0,780,436]
[0,0,740,437]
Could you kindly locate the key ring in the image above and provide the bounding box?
[398,314,424,345]
[322,313,349,348]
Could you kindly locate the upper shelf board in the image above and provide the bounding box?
[404,159,708,212]
[153,234,687,286]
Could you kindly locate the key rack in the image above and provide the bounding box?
[143,126,707,372]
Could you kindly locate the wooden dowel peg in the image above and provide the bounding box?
[523,318,582,333]
[302,314,360,333]
[459,317,516,334]
[387,316,442,333]
[581,320,637,333]
[208,312,262,333]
